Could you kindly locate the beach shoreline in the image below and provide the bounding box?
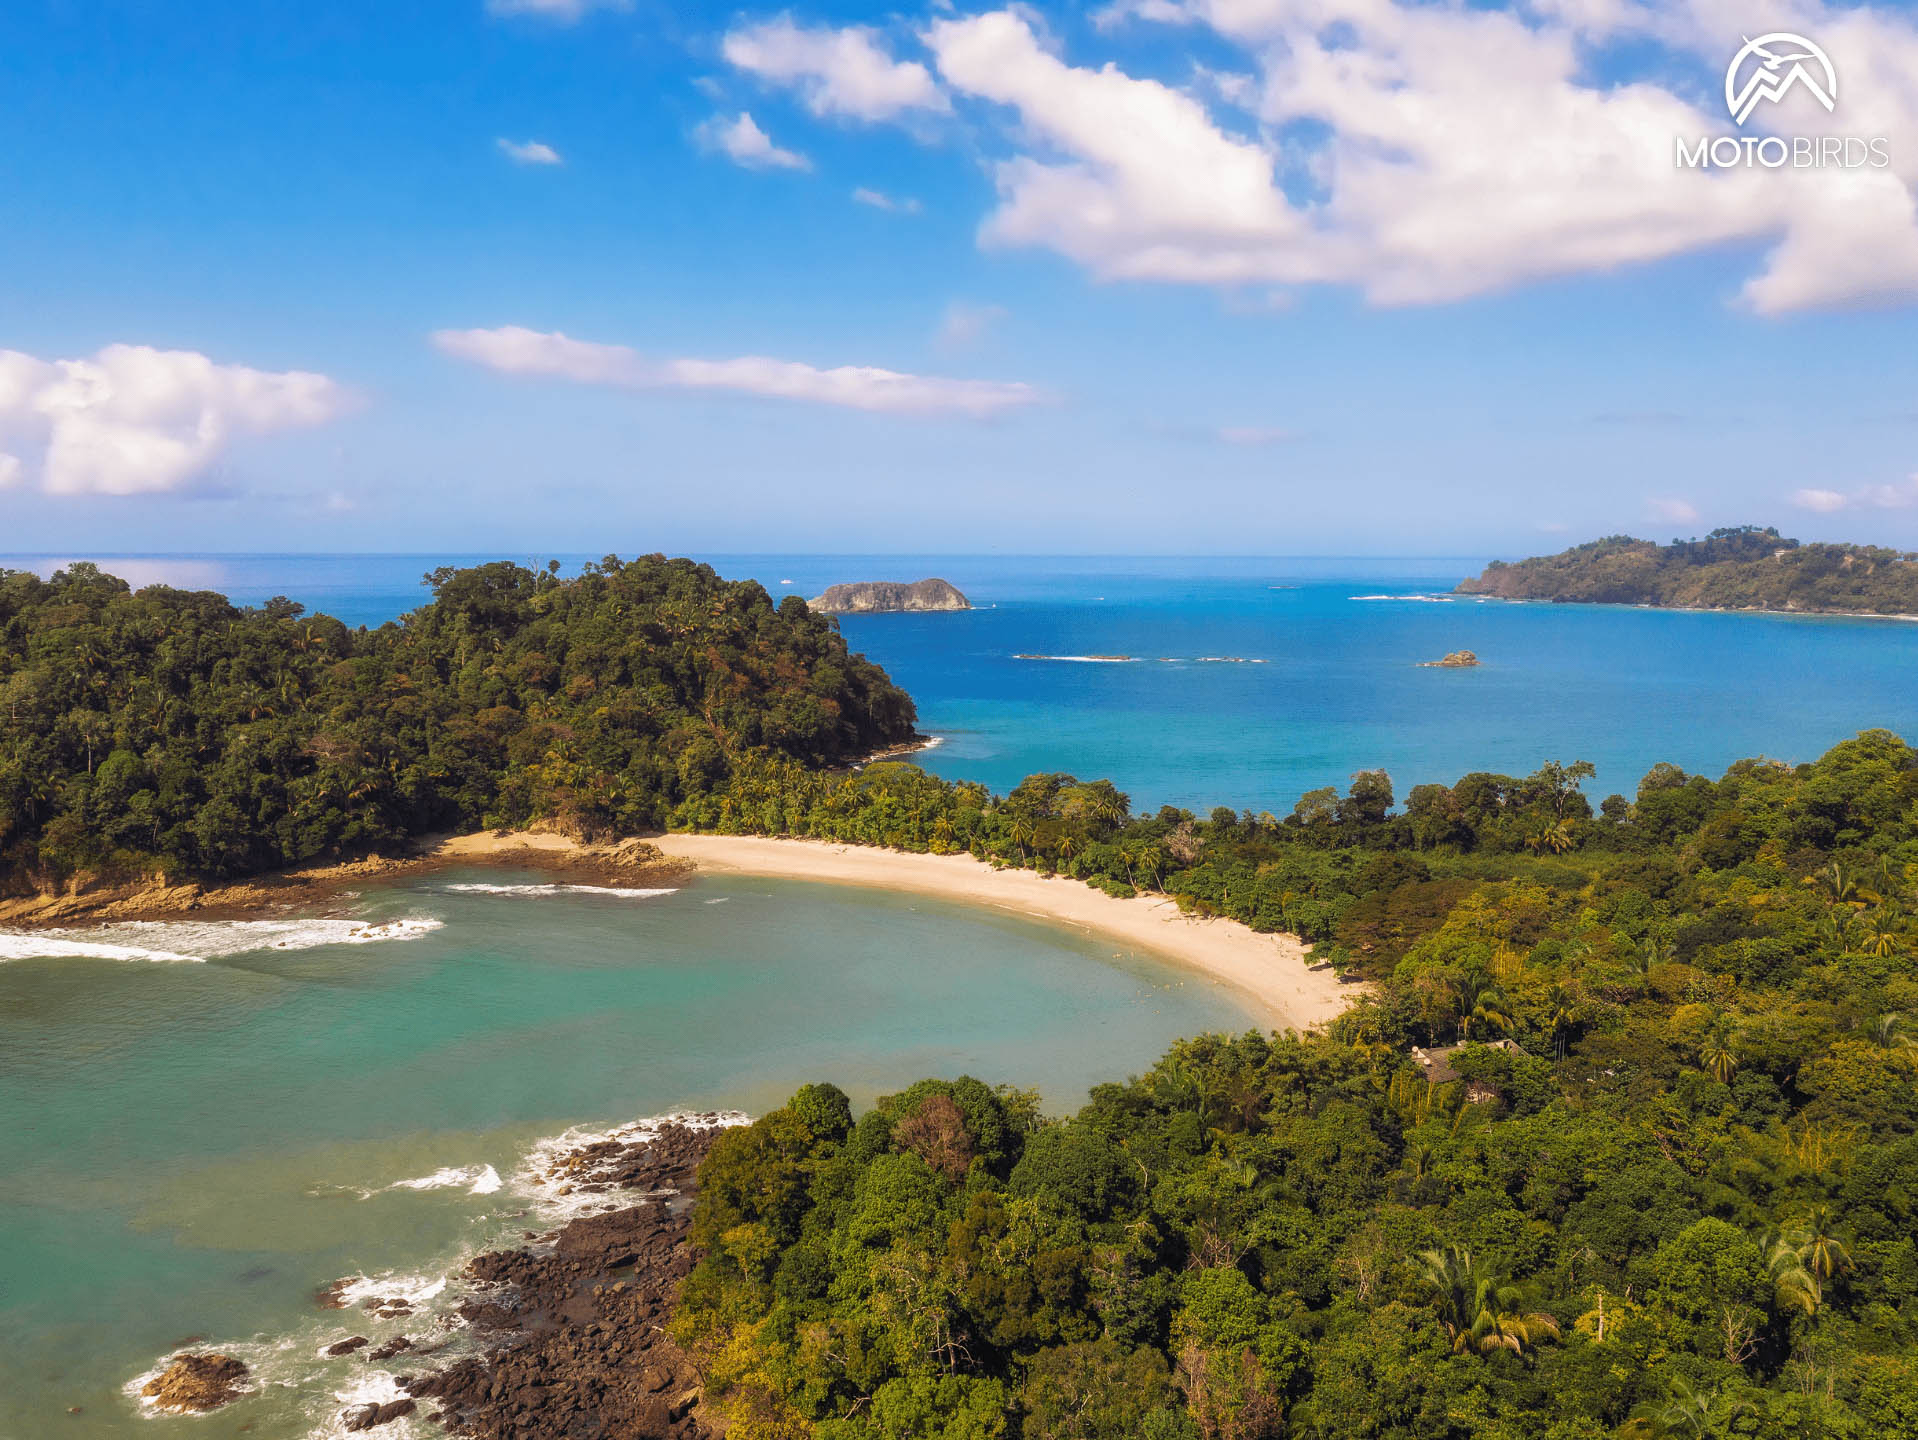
[648,833,1358,1032]
[1,826,1357,1031]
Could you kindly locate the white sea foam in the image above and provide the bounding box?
[1349,593,1455,603]
[314,1371,427,1440]
[512,1109,750,1222]
[334,1269,451,1312]
[0,933,203,964]
[1013,654,1141,663]
[385,1163,503,1196]
[1,916,442,965]
[441,883,677,900]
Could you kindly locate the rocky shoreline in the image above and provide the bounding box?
[0,834,691,928]
[364,1121,723,1439]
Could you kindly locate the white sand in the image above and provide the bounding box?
[649,833,1359,1031]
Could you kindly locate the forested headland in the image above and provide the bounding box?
[0,558,915,887]
[676,732,1918,1438]
[1457,527,1918,616]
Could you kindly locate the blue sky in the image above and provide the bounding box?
[2,0,1917,555]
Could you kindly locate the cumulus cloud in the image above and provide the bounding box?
[854,186,922,213]
[1648,497,1702,524]
[0,344,347,496]
[0,453,21,489]
[485,0,627,21]
[902,2,1918,312]
[1793,477,1918,511]
[498,138,563,166]
[698,112,811,170]
[723,17,948,121]
[433,325,1042,417]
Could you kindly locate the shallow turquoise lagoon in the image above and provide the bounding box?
[0,871,1250,1438]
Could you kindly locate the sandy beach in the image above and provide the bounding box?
[650,833,1358,1032]
[3,825,1358,1030]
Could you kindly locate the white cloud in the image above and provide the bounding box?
[723,17,948,121]
[1218,425,1296,445]
[1793,476,1918,511]
[433,325,1043,417]
[0,344,348,496]
[1648,497,1701,524]
[484,0,627,21]
[853,186,922,213]
[911,4,1918,312]
[498,138,563,166]
[698,112,811,171]
[0,453,20,489]
[936,301,1007,346]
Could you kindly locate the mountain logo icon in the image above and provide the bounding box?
[1725,33,1837,126]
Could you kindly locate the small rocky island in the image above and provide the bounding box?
[808,578,970,614]
[1420,650,1480,668]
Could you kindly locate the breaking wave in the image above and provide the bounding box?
[0,916,441,964]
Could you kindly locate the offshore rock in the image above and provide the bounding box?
[808,578,970,613]
[140,1353,249,1412]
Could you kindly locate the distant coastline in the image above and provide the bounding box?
[1458,526,1918,617]
[1467,593,1918,624]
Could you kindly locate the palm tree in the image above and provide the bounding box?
[1546,984,1583,1060]
[1005,816,1034,865]
[1759,1229,1821,1318]
[1524,815,1576,855]
[1620,934,1669,985]
[1455,971,1514,1042]
[1699,1022,1739,1085]
[1627,1377,1754,1439]
[1868,1013,1916,1051]
[1864,910,1905,958]
[1807,860,1878,908]
[1417,1244,1560,1356]
[1795,1204,1851,1284]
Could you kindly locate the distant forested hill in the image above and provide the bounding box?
[0,557,915,884]
[1458,526,1918,615]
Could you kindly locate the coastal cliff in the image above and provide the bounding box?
[808,578,971,613]
[1457,525,1918,615]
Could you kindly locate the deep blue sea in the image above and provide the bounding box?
[10,551,1915,810]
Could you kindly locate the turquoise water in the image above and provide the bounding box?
[8,552,1915,806]
[0,870,1248,1438]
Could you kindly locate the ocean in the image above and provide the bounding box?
[8,550,1916,808]
[4,550,1916,1437]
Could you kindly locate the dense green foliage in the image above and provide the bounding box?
[1457,527,1918,615]
[678,732,1918,1438]
[0,558,914,883]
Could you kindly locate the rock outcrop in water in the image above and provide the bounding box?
[808,578,970,613]
[401,1123,721,1439]
[1419,650,1480,668]
[140,1353,249,1412]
